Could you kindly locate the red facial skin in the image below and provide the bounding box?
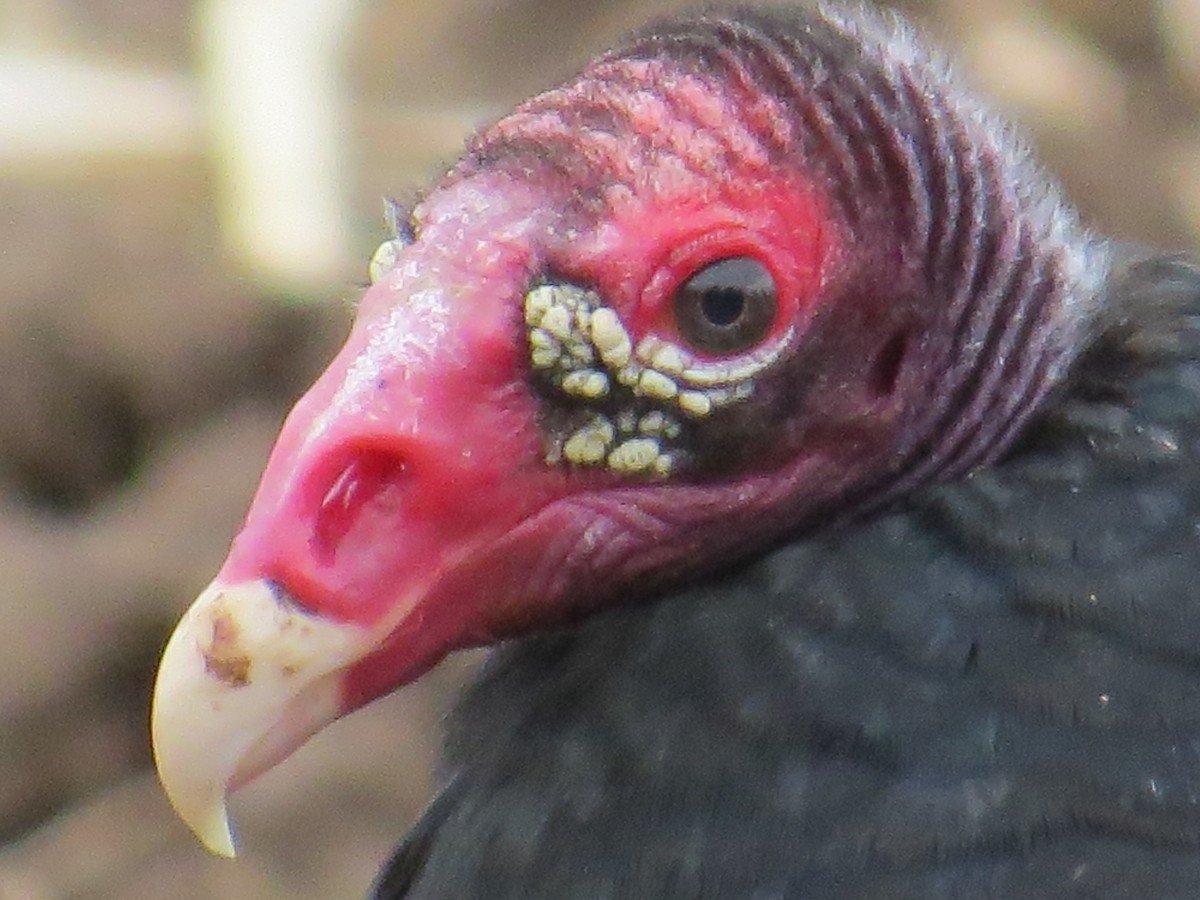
[215,106,840,717]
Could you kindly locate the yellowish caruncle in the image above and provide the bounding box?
[523,282,786,478]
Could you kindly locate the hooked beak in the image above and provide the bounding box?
[150,173,567,855]
[151,579,379,856]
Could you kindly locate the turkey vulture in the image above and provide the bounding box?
[152,4,1200,897]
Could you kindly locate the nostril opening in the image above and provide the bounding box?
[310,447,410,565]
[868,327,909,399]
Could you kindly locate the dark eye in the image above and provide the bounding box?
[673,257,778,354]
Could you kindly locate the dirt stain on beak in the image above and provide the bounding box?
[201,597,252,688]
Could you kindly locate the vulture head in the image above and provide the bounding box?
[152,4,1107,857]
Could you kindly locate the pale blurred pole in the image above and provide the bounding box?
[195,0,361,293]
[0,2,198,169]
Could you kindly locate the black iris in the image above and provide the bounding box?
[673,256,778,354]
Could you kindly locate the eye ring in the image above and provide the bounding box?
[673,256,778,354]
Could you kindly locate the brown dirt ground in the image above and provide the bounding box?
[0,1,1197,897]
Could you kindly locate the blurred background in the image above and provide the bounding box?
[0,0,1197,896]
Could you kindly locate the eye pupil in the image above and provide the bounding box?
[674,256,778,354]
[700,288,746,327]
